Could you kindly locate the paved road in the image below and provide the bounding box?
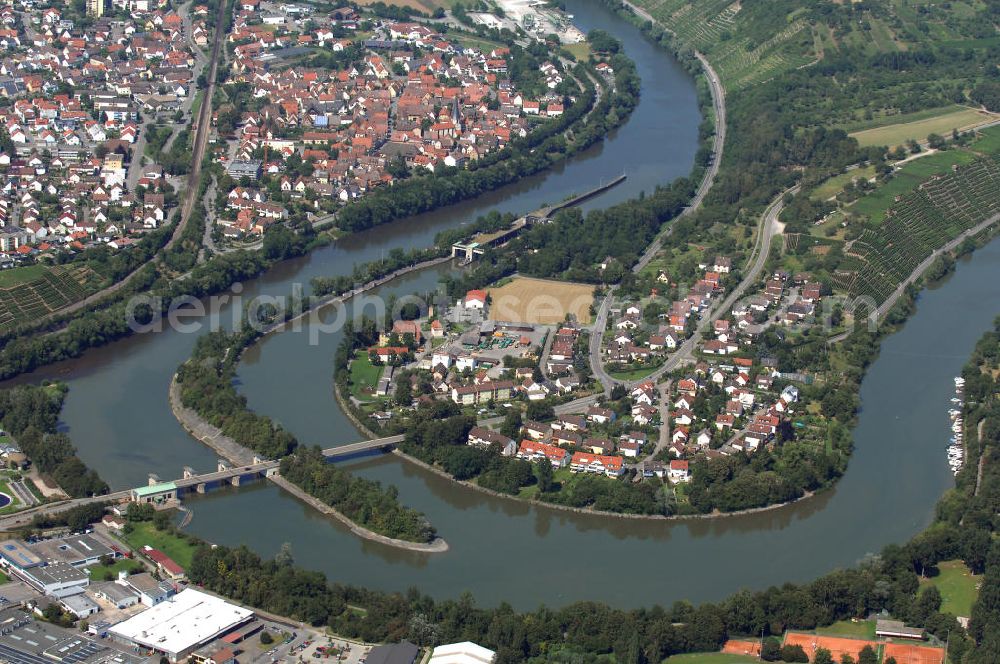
[590,184,792,397]
[586,45,727,395]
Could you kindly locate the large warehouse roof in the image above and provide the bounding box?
[109,589,253,657]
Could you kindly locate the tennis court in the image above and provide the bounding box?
[722,639,762,656]
[783,633,879,662]
[883,642,945,664]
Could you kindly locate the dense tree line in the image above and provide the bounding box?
[176,327,298,459]
[279,447,436,543]
[176,323,433,541]
[0,385,108,497]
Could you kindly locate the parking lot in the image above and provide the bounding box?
[277,635,371,664]
[0,609,146,664]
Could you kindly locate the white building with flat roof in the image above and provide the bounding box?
[108,588,254,662]
[428,642,496,664]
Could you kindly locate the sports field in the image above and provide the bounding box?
[721,639,762,657]
[488,277,594,324]
[665,653,760,664]
[883,642,945,664]
[850,107,997,147]
[783,633,878,663]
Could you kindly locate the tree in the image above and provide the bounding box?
[857,645,877,664]
[260,631,273,645]
[780,644,809,663]
[500,410,522,439]
[762,637,781,661]
[814,648,834,664]
[275,542,294,567]
[537,458,554,493]
[152,509,171,531]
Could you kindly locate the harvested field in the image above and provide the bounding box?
[883,642,945,664]
[488,277,594,325]
[783,633,879,663]
[850,107,997,147]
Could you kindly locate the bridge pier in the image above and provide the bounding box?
[183,466,195,479]
[196,483,206,494]
[230,475,241,487]
[217,459,231,473]
[148,473,161,486]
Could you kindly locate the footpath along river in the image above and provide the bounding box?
[7,0,991,610]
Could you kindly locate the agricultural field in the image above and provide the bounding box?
[850,106,997,147]
[0,264,104,331]
[920,560,981,618]
[488,277,594,324]
[850,149,978,224]
[846,153,1000,304]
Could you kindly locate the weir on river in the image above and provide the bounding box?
[6,0,985,611]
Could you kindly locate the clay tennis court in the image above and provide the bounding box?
[722,639,762,656]
[883,642,945,664]
[783,633,879,662]
[488,277,594,324]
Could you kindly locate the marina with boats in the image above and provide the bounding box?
[948,376,965,475]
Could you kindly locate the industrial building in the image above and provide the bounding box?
[108,588,254,662]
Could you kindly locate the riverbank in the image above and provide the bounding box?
[169,375,258,466]
[169,373,448,553]
[267,475,449,553]
[391,446,820,522]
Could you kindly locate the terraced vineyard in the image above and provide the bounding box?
[847,156,1000,303]
[646,0,816,89]
[0,265,105,331]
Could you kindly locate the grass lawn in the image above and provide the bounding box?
[665,654,761,664]
[0,480,22,515]
[0,570,8,584]
[86,558,145,582]
[349,351,383,401]
[0,265,46,289]
[848,106,996,147]
[921,560,981,617]
[608,364,661,381]
[810,166,876,200]
[122,522,198,570]
[815,619,877,639]
[970,125,1000,154]
[564,42,591,61]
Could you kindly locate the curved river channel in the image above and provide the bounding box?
[7,0,997,610]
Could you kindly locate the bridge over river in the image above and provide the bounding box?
[0,434,406,532]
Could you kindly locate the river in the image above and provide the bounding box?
[7,0,989,611]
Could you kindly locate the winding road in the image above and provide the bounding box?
[587,42,728,394]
